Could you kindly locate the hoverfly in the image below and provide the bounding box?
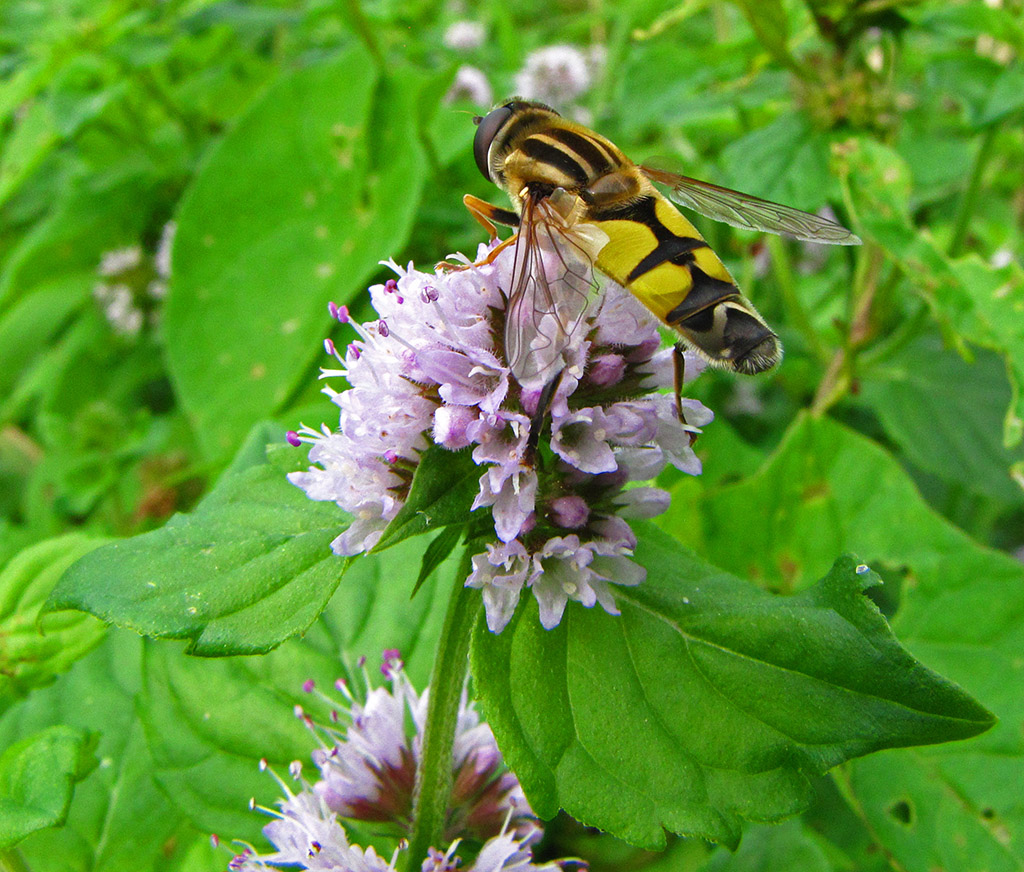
[465,99,860,385]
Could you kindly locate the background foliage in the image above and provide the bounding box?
[1,0,1022,870]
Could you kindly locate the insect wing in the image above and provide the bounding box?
[504,192,602,386]
[640,165,861,246]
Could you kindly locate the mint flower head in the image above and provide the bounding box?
[226,652,580,872]
[288,233,712,633]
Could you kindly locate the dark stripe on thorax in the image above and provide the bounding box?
[519,137,590,187]
[545,127,615,177]
[498,111,549,152]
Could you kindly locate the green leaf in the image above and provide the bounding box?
[729,0,803,75]
[0,725,93,848]
[859,335,1024,504]
[0,276,91,402]
[0,632,192,871]
[413,525,464,598]
[372,444,480,552]
[674,413,1023,869]
[860,217,1024,448]
[0,533,109,706]
[47,434,349,655]
[166,49,427,460]
[721,115,839,213]
[472,527,991,850]
[978,62,1024,125]
[139,535,452,839]
[700,819,835,871]
[0,99,59,209]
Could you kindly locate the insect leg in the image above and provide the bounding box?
[463,194,520,238]
[672,345,696,439]
[526,371,563,465]
[436,196,523,272]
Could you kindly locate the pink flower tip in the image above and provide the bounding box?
[334,677,347,691]
[378,319,390,337]
[302,679,316,693]
[384,449,399,464]
[385,278,399,292]
[210,834,220,848]
[286,430,302,447]
[357,656,367,667]
[381,648,403,677]
[324,338,336,356]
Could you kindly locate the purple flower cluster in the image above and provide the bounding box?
[227,652,576,872]
[289,235,712,633]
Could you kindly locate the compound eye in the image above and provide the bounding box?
[473,104,514,181]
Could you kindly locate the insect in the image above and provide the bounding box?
[466,99,860,384]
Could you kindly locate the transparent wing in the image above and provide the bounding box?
[504,191,602,387]
[640,165,861,246]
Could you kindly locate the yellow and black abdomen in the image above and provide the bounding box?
[591,189,781,374]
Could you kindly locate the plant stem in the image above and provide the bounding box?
[948,124,999,258]
[402,550,480,871]
[811,241,884,415]
[766,235,829,364]
[345,0,384,66]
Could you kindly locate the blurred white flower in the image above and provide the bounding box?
[514,45,592,107]
[98,246,143,277]
[444,21,486,52]
[94,220,176,335]
[445,66,494,107]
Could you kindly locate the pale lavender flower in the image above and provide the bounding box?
[227,653,577,872]
[514,46,593,108]
[306,653,535,842]
[289,215,712,633]
[443,21,486,52]
[423,829,582,871]
[445,66,493,107]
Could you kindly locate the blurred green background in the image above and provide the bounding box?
[1,0,1022,870]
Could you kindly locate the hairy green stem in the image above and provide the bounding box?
[949,124,999,258]
[402,551,480,870]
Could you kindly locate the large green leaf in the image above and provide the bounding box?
[47,428,348,655]
[166,48,427,459]
[859,335,1024,504]
[0,632,189,871]
[140,535,452,840]
[472,527,991,850]
[676,414,1023,868]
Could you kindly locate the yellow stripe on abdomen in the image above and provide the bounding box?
[591,191,738,324]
